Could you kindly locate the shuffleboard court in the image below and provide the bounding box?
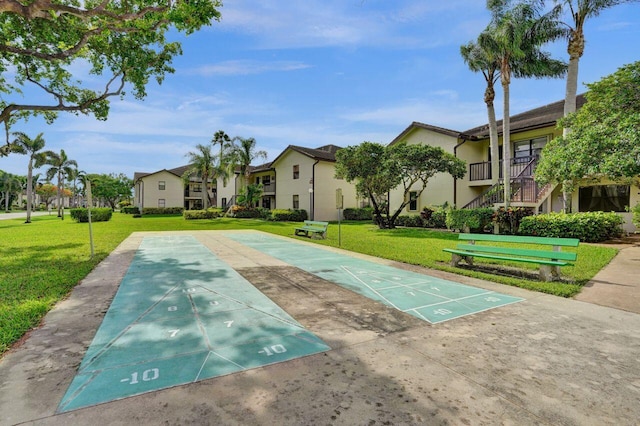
[224,232,524,324]
[57,235,330,413]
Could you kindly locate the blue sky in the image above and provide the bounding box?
[2,0,639,178]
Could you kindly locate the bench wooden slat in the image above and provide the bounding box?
[456,243,577,262]
[458,233,580,247]
[443,248,570,266]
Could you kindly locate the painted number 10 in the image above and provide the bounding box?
[121,368,159,385]
[258,344,287,356]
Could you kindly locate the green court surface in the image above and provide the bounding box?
[225,233,524,324]
[57,235,330,413]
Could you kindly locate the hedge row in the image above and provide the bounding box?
[343,207,373,221]
[142,207,184,215]
[70,208,113,223]
[183,208,224,220]
[519,212,623,242]
[267,209,308,222]
[121,206,140,214]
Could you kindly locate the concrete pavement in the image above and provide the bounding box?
[1,230,638,425]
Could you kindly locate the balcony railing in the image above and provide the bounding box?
[262,182,276,193]
[468,155,539,181]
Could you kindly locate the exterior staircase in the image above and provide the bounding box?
[463,156,556,211]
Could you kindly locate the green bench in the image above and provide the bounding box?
[294,220,329,239]
[443,233,579,281]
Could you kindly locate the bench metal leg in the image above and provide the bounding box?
[539,265,560,282]
[450,254,474,267]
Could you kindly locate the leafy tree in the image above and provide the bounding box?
[536,61,640,187]
[86,173,133,210]
[237,183,264,209]
[335,142,466,229]
[10,132,47,222]
[183,144,216,209]
[43,149,77,219]
[0,0,222,150]
[482,0,566,206]
[229,137,267,190]
[36,183,70,209]
[0,171,21,211]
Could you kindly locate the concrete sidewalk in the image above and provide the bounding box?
[575,235,640,314]
[1,230,639,425]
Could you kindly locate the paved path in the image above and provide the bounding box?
[0,211,50,221]
[1,230,639,425]
[576,235,640,314]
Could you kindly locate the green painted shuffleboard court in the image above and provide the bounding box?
[224,232,524,324]
[57,235,329,413]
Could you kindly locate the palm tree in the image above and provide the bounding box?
[554,0,636,210]
[482,0,566,207]
[10,132,47,223]
[183,144,216,209]
[44,149,78,220]
[461,41,501,185]
[229,136,267,191]
[211,130,235,188]
[0,172,22,212]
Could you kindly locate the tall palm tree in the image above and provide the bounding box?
[556,0,636,134]
[211,130,235,187]
[229,136,267,190]
[44,149,78,220]
[482,0,566,207]
[10,132,47,223]
[554,0,636,211]
[183,144,216,209]
[461,41,501,185]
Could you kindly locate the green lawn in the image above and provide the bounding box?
[0,213,618,355]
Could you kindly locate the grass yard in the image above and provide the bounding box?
[0,213,618,356]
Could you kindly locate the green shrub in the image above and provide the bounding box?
[395,214,424,228]
[343,207,374,221]
[421,206,447,228]
[183,209,222,220]
[268,209,308,222]
[446,207,494,232]
[121,206,140,214]
[632,203,640,229]
[70,208,113,223]
[142,207,184,215]
[518,212,623,242]
[492,206,534,235]
[233,208,263,218]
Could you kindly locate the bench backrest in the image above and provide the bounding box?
[458,233,579,247]
[304,220,329,228]
[456,243,577,261]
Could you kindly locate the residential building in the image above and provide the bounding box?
[133,144,361,221]
[390,95,638,233]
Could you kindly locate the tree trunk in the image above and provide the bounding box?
[26,160,33,223]
[502,77,511,208]
[486,99,500,185]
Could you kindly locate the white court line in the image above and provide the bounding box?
[409,290,496,311]
[340,266,402,311]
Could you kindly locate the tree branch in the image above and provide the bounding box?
[0,0,169,21]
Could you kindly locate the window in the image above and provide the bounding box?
[293,194,299,209]
[192,183,202,193]
[513,136,547,163]
[408,191,418,211]
[579,185,629,212]
[293,165,299,179]
[158,181,166,190]
[262,175,270,185]
[158,199,166,208]
[222,197,227,208]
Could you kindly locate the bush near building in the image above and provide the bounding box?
[70,208,113,222]
[518,212,623,242]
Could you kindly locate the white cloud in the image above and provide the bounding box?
[189,60,312,76]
